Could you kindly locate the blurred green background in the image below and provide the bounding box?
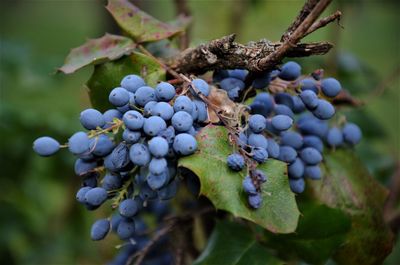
[0,0,399,264]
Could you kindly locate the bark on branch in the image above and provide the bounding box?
[170,0,338,75]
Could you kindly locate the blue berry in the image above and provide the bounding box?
[143,116,167,136]
[288,158,305,179]
[326,127,343,147]
[129,143,151,166]
[242,176,257,195]
[300,147,322,165]
[275,93,294,109]
[220,77,245,91]
[289,178,305,193]
[103,109,122,128]
[76,187,91,204]
[149,158,167,175]
[271,114,293,131]
[157,126,176,145]
[104,143,130,171]
[152,102,174,120]
[249,114,266,133]
[300,78,318,93]
[321,78,341,97]
[89,134,115,157]
[292,95,306,113]
[248,193,262,209]
[303,135,324,153]
[279,61,301,81]
[300,90,319,109]
[191,79,210,96]
[158,179,179,200]
[227,69,248,81]
[74,158,97,176]
[68,132,90,155]
[143,101,157,117]
[227,153,245,171]
[155,82,176,101]
[84,187,108,206]
[119,199,140,218]
[342,123,362,145]
[278,146,297,163]
[121,74,146,93]
[117,218,135,240]
[80,109,105,130]
[109,87,130,107]
[134,86,156,106]
[280,131,303,150]
[123,110,144,130]
[193,100,208,122]
[297,117,329,138]
[304,165,321,180]
[267,138,280,158]
[253,170,267,183]
[252,147,268,163]
[171,111,193,132]
[122,129,141,144]
[248,133,268,149]
[147,172,169,190]
[173,96,193,113]
[173,133,197,156]
[102,172,122,191]
[252,72,271,89]
[148,137,169,158]
[33,136,60,157]
[90,219,110,241]
[312,99,335,120]
[274,104,295,118]
[227,87,241,101]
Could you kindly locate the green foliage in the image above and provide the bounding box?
[179,125,300,233]
[265,204,351,264]
[106,0,183,43]
[86,52,165,111]
[193,221,284,265]
[308,149,394,265]
[58,34,136,74]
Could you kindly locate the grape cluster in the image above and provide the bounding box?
[33,74,210,263]
[218,62,362,207]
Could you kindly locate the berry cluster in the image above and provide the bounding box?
[218,62,361,207]
[33,74,210,251]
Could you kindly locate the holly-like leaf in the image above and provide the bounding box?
[106,0,182,43]
[308,149,394,265]
[179,125,300,233]
[193,221,284,265]
[265,203,351,264]
[86,51,165,111]
[58,33,136,74]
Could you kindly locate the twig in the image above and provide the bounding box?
[257,0,333,72]
[174,0,191,50]
[304,10,342,37]
[127,207,215,265]
[281,0,319,41]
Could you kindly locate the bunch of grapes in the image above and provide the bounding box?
[32,74,211,263]
[32,60,362,263]
[215,62,361,208]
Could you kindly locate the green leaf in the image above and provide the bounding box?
[193,221,284,265]
[86,52,165,111]
[106,0,182,43]
[58,33,136,74]
[307,149,394,265]
[265,204,351,264]
[179,125,300,233]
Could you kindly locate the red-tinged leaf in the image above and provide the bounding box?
[106,0,182,43]
[58,33,136,74]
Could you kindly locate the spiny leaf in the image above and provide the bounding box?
[193,221,285,265]
[308,149,394,265]
[86,51,165,111]
[106,0,182,43]
[179,125,300,233]
[58,33,136,74]
[265,203,351,264]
